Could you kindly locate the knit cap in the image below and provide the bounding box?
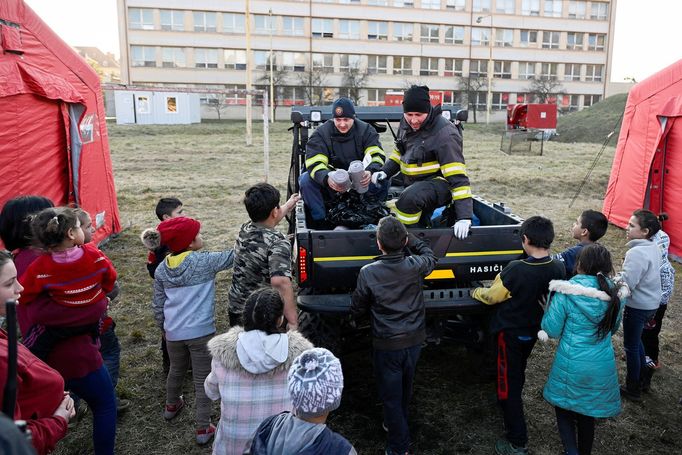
[287,348,344,418]
[141,216,200,254]
[332,97,355,118]
[403,85,431,113]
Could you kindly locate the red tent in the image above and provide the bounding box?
[0,0,120,244]
[603,59,682,259]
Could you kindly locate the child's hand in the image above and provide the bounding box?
[284,193,301,212]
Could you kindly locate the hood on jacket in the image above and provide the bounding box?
[207,326,313,376]
[154,251,200,287]
[548,275,627,323]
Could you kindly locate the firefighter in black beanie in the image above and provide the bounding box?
[373,85,473,238]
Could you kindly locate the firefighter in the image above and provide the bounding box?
[299,97,388,222]
[373,85,473,239]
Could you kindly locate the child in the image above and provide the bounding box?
[620,209,663,400]
[148,216,234,445]
[247,348,356,455]
[350,215,436,455]
[147,197,184,278]
[204,288,313,455]
[553,210,608,278]
[640,213,675,391]
[541,244,626,455]
[228,183,299,329]
[20,207,118,361]
[472,216,565,455]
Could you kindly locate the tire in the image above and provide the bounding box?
[298,311,341,354]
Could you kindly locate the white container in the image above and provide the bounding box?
[348,160,368,193]
[328,169,352,192]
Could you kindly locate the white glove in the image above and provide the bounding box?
[453,219,472,239]
[537,330,549,343]
[371,171,387,185]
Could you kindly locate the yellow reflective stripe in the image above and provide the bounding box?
[389,149,401,164]
[425,269,455,280]
[400,161,440,175]
[371,155,384,165]
[313,255,376,262]
[393,206,422,225]
[305,154,329,168]
[364,146,385,157]
[446,250,523,257]
[310,163,328,178]
[441,162,467,177]
[451,186,472,200]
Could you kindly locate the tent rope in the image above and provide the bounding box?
[568,110,625,208]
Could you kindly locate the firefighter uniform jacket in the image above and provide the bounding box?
[383,105,473,221]
[305,118,385,186]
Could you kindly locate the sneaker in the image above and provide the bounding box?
[163,397,185,420]
[117,398,131,414]
[645,356,657,369]
[494,438,529,455]
[196,423,216,445]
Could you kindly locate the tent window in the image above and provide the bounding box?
[137,96,150,114]
[166,97,178,113]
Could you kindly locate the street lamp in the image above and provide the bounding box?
[476,15,493,125]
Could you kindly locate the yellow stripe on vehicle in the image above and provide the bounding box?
[305,154,329,168]
[313,256,377,262]
[425,269,455,279]
[445,250,524,257]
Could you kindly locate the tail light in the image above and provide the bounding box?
[298,246,308,283]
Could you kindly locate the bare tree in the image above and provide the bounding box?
[456,75,489,124]
[340,63,370,104]
[202,96,230,121]
[527,77,565,104]
[296,68,329,105]
[257,64,289,118]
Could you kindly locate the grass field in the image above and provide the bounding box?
[54,120,682,455]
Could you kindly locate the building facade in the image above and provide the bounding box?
[117,0,616,118]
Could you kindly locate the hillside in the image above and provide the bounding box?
[554,92,628,144]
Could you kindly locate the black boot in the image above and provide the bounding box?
[640,368,654,393]
[620,379,642,401]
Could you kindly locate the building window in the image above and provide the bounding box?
[585,64,603,82]
[471,28,491,46]
[520,30,539,47]
[540,63,558,80]
[521,0,540,16]
[129,8,154,30]
[194,48,218,68]
[224,50,247,70]
[393,0,414,7]
[280,86,306,106]
[492,92,510,110]
[368,55,388,74]
[444,58,463,76]
[253,51,272,70]
[339,0,361,3]
[282,17,304,36]
[590,2,608,20]
[253,15,274,34]
[421,24,440,43]
[469,59,488,77]
[446,0,465,10]
[568,1,587,19]
[543,0,562,17]
[472,92,487,110]
[161,48,186,68]
[562,94,580,112]
[312,18,333,38]
[444,26,465,44]
[587,33,605,51]
[393,23,414,41]
[160,10,184,31]
[367,88,388,105]
[193,12,216,32]
[473,0,492,13]
[312,53,334,72]
[584,94,601,107]
[564,63,581,81]
[421,0,441,9]
[496,0,515,14]
[493,61,511,79]
[393,56,413,75]
[567,32,584,50]
[223,13,245,33]
[281,52,307,72]
[542,31,560,49]
[368,0,389,5]
[131,46,156,67]
[518,61,535,79]
[420,57,439,76]
[339,20,360,39]
[368,21,388,40]
[339,54,362,71]
[495,29,513,47]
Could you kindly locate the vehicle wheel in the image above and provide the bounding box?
[298,311,341,354]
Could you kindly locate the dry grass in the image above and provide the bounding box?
[54,121,682,455]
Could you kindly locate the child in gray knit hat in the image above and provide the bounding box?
[246,348,357,454]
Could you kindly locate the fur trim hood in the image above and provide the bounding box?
[207,326,313,376]
[141,228,161,250]
[549,275,630,301]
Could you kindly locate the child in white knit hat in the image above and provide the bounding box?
[246,348,357,455]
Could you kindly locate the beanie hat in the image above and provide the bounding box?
[141,216,200,254]
[403,85,431,113]
[287,348,344,418]
[332,97,356,118]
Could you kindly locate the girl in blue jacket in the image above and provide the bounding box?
[540,244,626,455]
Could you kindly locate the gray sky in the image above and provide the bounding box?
[23,0,682,83]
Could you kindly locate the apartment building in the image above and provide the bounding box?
[117,0,616,116]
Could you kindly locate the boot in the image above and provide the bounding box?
[640,368,654,393]
[620,379,641,401]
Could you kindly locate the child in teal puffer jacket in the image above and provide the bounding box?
[540,244,627,455]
